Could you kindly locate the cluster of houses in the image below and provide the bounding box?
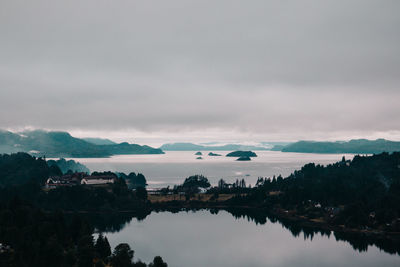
[45,172,115,189]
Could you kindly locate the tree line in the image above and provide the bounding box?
[0,153,167,267]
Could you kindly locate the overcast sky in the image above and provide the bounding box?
[1,0,399,145]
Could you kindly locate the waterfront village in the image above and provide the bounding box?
[45,172,115,189]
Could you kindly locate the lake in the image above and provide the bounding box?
[76,151,399,266]
[70,151,356,188]
[99,210,400,267]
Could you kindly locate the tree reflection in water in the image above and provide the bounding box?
[87,208,400,255]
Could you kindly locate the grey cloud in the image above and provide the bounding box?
[0,0,399,140]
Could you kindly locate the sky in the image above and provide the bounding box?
[1,0,400,145]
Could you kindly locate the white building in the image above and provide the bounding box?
[81,176,114,185]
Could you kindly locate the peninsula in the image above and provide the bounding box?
[0,130,164,158]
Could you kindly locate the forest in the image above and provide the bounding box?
[0,153,165,267]
[226,153,400,230]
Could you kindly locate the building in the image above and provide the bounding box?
[81,176,115,185]
[45,173,114,188]
[45,175,81,189]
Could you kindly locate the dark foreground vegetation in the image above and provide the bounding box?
[230,153,400,231]
[0,153,165,267]
[0,199,168,267]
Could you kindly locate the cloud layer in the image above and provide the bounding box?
[1,0,399,142]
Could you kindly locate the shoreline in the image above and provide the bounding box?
[148,199,400,241]
[64,199,400,241]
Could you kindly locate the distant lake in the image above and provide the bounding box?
[70,151,356,187]
[98,210,400,267]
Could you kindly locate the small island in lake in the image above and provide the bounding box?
[196,156,203,160]
[195,151,202,155]
[208,152,221,156]
[236,156,251,161]
[226,150,257,157]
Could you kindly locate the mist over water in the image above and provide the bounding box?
[70,151,355,187]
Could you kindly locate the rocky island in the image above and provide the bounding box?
[236,156,251,161]
[226,150,257,157]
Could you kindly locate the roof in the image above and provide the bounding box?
[81,176,114,180]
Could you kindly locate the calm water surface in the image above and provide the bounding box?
[101,210,400,267]
[71,151,356,187]
[76,152,399,266]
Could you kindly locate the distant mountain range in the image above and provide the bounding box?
[0,130,164,157]
[160,140,400,153]
[2,130,398,157]
[276,139,400,154]
[82,137,116,145]
[159,142,270,151]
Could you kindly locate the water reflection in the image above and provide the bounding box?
[225,207,400,255]
[85,210,150,233]
[87,208,400,256]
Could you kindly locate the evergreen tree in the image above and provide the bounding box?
[95,233,112,260]
[149,256,168,267]
[110,243,134,267]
